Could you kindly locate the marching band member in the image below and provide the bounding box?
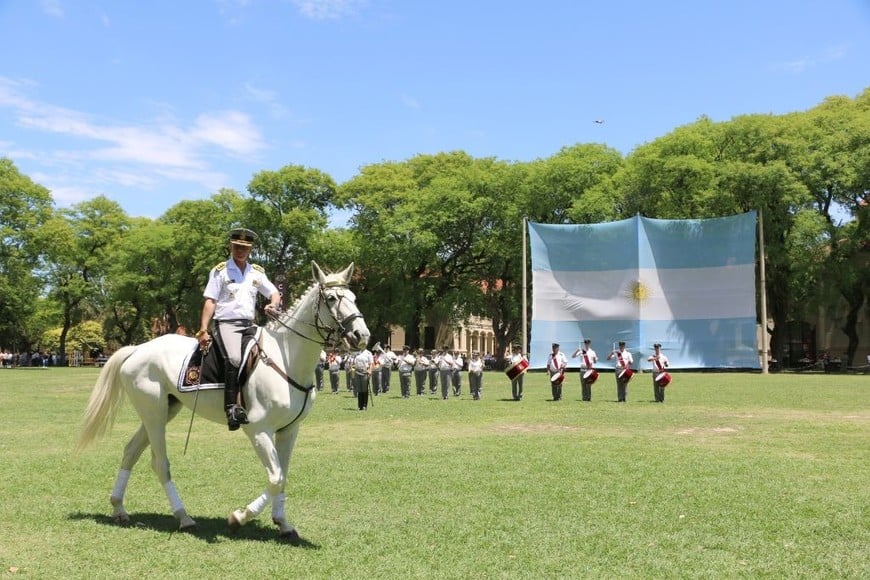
[381,345,397,394]
[438,347,454,400]
[397,345,414,398]
[413,349,430,396]
[315,349,326,391]
[547,343,568,401]
[451,350,464,397]
[344,350,356,392]
[508,344,526,401]
[353,345,374,410]
[648,343,670,403]
[428,349,439,394]
[468,351,484,400]
[607,341,634,402]
[327,347,343,394]
[572,338,598,402]
[371,344,384,395]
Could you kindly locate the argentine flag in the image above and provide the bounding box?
[528,212,758,369]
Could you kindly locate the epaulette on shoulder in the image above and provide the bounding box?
[214,261,227,271]
[251,263,265,273]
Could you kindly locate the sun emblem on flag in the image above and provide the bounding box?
[628,279,650,303]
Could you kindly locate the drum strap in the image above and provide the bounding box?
[616,351,627,368]
[583,353,592,369]
[653,358,664,372]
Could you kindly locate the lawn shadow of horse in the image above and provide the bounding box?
[67,511,319,548]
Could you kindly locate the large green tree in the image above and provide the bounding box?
[0,159,54,350]
[37,196,129,361]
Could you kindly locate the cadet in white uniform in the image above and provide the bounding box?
[197,228,280,430]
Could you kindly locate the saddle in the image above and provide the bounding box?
[178,327,262,393]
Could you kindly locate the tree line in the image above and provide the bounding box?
[1,88,867,366]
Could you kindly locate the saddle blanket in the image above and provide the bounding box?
[176,330,261,392]
[177,344,224,392]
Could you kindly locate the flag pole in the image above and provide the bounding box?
[758,208,769,374]
[522,217,528,355]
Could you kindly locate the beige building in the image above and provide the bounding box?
[385,315,498,356]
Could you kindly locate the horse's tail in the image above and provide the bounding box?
[75,345,138,452]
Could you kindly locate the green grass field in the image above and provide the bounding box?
[0,367,867,579]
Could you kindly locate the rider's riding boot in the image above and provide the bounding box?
[224,366,248,431]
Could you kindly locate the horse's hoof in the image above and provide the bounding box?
[227,512,242,534]
[279,529,301,545]
[111,513,131,526]
[179,522,198,534]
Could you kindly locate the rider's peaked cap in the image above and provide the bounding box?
[229,228,258,247]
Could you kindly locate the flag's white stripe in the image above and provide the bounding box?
[532,264,755,321]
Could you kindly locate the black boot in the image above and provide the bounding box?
[224,366,248,430]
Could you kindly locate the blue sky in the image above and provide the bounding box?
[2,0,868,223]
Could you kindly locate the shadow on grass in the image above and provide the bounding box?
[66,511,319,548]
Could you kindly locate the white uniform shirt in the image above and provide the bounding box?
[354,349,374,373]
[439,352,454,371]
[397,353,414,374]
[468,357,484,373]
[649,353,669,373]
[576,348,598,369]
[547,351,568,372]
[204,260,278,321]
[452,355,464,371]
[611,349,634,370]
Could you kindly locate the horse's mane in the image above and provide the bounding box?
[265,269,349,332]
[266,281,318,332]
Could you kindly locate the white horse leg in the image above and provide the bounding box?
[270,425,301,539]
[140,402,197,531]
[228,430,283,532]
[109,424,150,524]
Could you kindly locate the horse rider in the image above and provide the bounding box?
[196,228,282,430]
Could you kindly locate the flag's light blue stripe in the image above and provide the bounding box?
[638,213,757,269]
[529,318,759,369]
[529,211,756,272]
[532,264,756,321]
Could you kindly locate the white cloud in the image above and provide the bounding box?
[244,82,290,119]
[775,43,848,74]
[401,93,421,110]
[290,0,367,20]
[40,0,64,18]
[0,75,266,201]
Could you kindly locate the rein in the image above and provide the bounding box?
[268,284,360,349]
[255,281,365,432]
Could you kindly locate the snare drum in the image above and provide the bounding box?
[583,368,599,384]
[618,368,634,382]
[550,370,565,385]
[505,357,529,380]
[654,372,671,387]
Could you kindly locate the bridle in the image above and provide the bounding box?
[268,282,364,349]
[259,281,366,431]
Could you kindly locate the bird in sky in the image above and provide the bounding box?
[593,119,605,124]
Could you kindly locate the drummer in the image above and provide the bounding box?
[508,344,526,401]
[607,341,634,402]
[547,343,568,401]
[572,338,598,402]
[647,342,670,403]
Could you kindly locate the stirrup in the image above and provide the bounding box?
[226,404,249,430]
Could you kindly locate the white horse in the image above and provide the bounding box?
[77,262,369,541]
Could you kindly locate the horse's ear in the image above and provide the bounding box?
[311,261,326,284]
[338,262,354,283]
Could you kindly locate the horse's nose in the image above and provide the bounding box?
[348,329,370,349]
